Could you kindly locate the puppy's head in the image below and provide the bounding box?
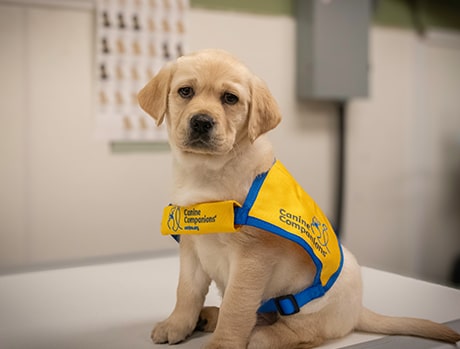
[138,49,281,155]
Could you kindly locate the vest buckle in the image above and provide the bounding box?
[274,294,300,316]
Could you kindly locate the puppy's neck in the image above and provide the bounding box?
[170,136,275,206]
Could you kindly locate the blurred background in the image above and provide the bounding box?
[0,0,459,287]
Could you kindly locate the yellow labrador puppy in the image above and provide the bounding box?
[138,49,460,349]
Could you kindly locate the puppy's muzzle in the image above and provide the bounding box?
[186,114,219,151]
[190,114,215,136]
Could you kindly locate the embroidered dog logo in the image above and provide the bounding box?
[311,217,330,254]
[167,206,182,233]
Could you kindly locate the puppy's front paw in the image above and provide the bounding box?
[151,318,194,344]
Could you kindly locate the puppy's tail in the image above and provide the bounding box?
[356,307,460,343]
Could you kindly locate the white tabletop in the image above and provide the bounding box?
[1,254,459,349]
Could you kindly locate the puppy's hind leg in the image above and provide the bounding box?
[248,315,325,349]
[195,306,219,332]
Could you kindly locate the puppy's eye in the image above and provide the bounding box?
[178,86,194,99]
[222,92,238,105]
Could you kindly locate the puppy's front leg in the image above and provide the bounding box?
[152,236,211,344]
[204,255,269,349]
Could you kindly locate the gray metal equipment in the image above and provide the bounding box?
[296,0,370,100]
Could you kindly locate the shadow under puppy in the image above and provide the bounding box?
[138,49,460,349]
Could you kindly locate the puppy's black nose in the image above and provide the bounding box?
[190,114,215,135]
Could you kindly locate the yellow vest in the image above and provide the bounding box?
[161,160,343,315]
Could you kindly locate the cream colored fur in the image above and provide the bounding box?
[138,49,460,349]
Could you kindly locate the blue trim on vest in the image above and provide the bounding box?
[234,170,268,225]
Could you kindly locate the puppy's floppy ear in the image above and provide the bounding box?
[248,76,282,142]
[137,62,175,126]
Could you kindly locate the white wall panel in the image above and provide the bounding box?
[0,5,28,268]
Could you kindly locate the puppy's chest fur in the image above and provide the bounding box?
[193,234,234,292]
[173,166,253,206]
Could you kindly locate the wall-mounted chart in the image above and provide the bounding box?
[95,0,188,141]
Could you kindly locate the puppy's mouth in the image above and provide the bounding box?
[185,137,213,150]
